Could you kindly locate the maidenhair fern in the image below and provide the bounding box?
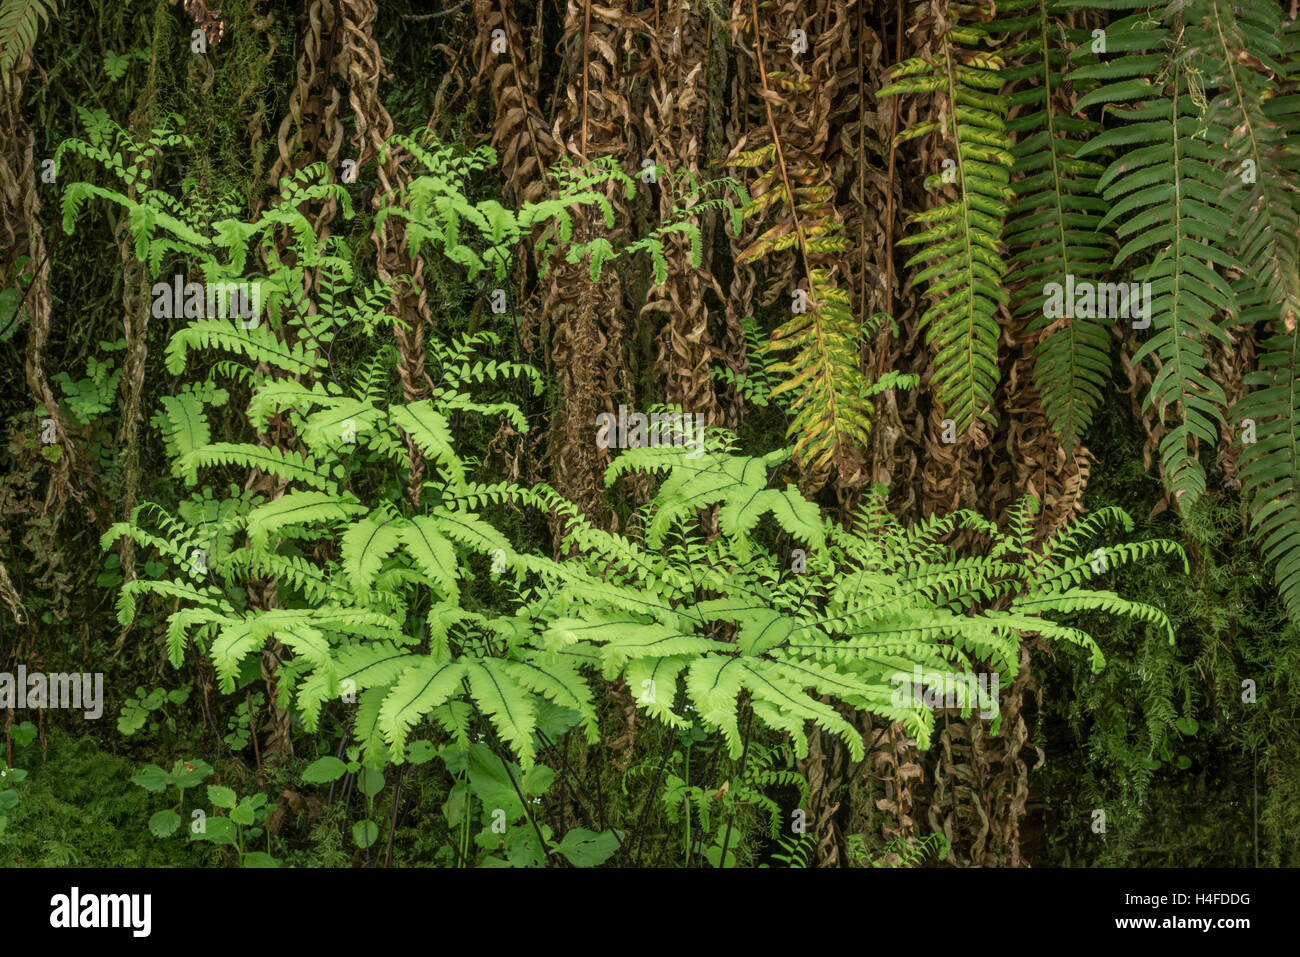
[108,306,1183,772]
[55,109,228,274]
[93,137,717,772]
[150,381,229,486]
[526,440,1184,760]
[711,314,780,411]
[78,121,1187,783]
[105,281,587,769]
[376,136,727,289]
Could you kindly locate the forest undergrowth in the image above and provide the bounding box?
[0,0,1297,868]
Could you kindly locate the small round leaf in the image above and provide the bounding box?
[353,819,379,849]
[149,809,182,838]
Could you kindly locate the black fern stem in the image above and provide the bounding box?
[718,705,755,869]
[470,698,553,864]
[537,728,599,833]
[632,686,688,866]
[327,729,350,808]
[593,740,608,833]
[384,763,406,867]
[431,806,473,868]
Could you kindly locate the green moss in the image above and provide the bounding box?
[1,734,214,867]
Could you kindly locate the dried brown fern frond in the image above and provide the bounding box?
[726,0,877,492]
[537,0,641,529]
[341,0,434,504]
[641,0,725,428]
[470,0,558,205]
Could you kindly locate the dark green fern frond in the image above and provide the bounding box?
[1236,323,1300,623]
[1001,0,1112,453]
[1185,0,1300,623]
[0,0,55,74]
[1193,0,1295,329]
[1076,4,1239,513]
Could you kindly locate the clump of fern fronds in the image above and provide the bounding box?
[531,440,1186,764]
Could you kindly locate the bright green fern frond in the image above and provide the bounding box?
[151,383,228,486]
[182,443,331,492]
[389,400,467,487]
[397,517,459,600]
[166,319,323,378]
[377,660,468,760]
[340,513,403,595]
[502,654,600,744]
[243,491,365,547]
[879,3,1014,436]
